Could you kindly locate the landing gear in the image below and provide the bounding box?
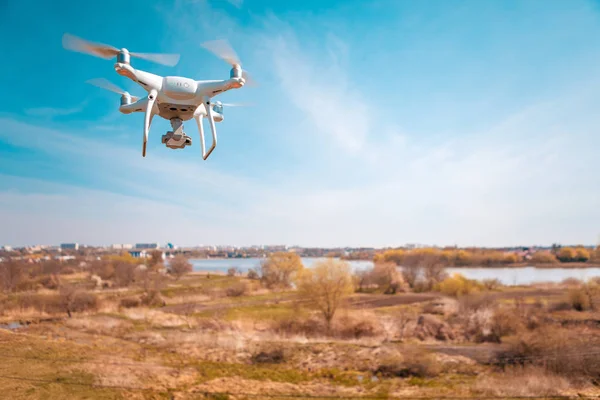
[162,118,192,149]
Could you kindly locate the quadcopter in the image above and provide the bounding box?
[62,33,254,159]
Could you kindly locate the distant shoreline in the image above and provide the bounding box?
[187,257,600,269]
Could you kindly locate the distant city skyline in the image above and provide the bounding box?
[3,241,596,251]
[1,0,600,248]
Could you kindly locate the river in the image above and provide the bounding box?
[189,257,600,286]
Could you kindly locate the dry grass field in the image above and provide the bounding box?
[1,254,600,399]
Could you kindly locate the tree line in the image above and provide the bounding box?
[373,246,600,266]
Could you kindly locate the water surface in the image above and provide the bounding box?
[190,257,600,286]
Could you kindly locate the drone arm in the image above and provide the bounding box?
[119,97,148,114]
[115,63,163,93]
[142,89,158,157]
[196,79,243,97]
[194,100,218,160]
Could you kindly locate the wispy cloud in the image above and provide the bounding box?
[224,0,243,9]
[25,104,86,118]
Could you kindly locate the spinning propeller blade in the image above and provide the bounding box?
[86,78,140,102]
[217,101,253,107]
[62,33,118,59]
[201,39,258,86]
[201,39,241,66]
[128,52,180,67]
[62,33,180,66]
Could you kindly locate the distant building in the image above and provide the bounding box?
[135,243,160,249]
[264,245,287,252]
[60,243,79,250]
[2,246,12,251]
[128,249,165,259]
[111,244,133,250]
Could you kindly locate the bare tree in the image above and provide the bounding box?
[247,268,260,280]
[422,258,448,291]
[297,258,354,332]
[114,262,136,287]
[260,252,303,289]
[147,250,164,272]
[59,284,78,318]
[137,269,167,306]
[168,255,193,280]
[0,260,23,293]
[178,294,197,329]
[402,265,421,289]
[353,269,370,292]
[370,262,405,294]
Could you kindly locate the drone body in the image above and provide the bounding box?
[63,34,253,159]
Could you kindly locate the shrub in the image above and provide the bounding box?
[490,308,522,342]
[251,347,285,364]
[225,282,247,297]
[459,293,495,313]
[412,280,430,293]
[168,255,193,280]
[18,293,63,313]
[414,314,456,341]
[90,261,116,281]
[59,285,99,317]
[333,313,383,339]
[273,316,325,337]
[227,267,240,277]
[474,367,571,397]
[436,274,483,297]
[70,292,98,313]
[15,278,37,292]
[495,328,600,382]
[568,288,591,311]
[120,296,141,308]
[482,278,502,291]
[375,349,441,378]
[557,247,578,262]
[548,301,572,312]
[366,262,406,294]
[561,277,583,287]
[114,262,136,287]
[247,269,260,280]
[141,290,165,307]
[38,275,59,290]
[530,251,559,264]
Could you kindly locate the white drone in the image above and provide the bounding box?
[62,33,254,159]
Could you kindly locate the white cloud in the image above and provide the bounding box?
[25,104,85,118]
[242,15,600,247]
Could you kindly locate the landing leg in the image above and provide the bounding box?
[195,100,218,160]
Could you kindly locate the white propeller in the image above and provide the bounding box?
[63,33,180,67]
[86,78,140,102]
[201,39,257,86]
[213,100,253,107]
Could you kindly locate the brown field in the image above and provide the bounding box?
[1,258,600,400]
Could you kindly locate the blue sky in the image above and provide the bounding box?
[1,0,599,248]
